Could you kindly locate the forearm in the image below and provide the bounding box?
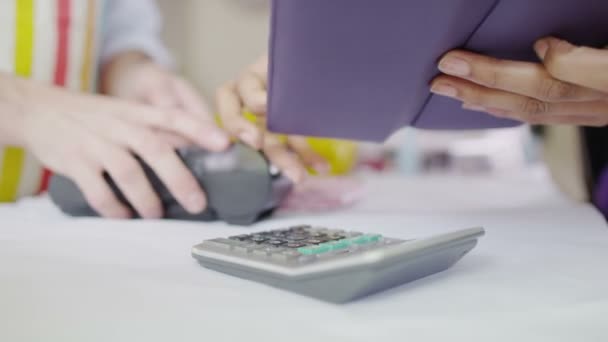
[0,72,28,146]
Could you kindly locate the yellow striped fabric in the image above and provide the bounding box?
[0,0,100,202]
[0,0,33,202]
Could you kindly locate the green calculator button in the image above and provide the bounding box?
[368,234,382,243]
[329,240,352,251]
[298,244,332,255]
[351,234,383,245]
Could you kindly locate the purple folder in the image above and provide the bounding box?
[267,0,608,142]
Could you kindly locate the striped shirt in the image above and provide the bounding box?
[0,0,171,202]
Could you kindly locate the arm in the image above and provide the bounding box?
[0,72,27,146]
[0,70,228,218]
[100,0,173,69]
[100,0,174,97]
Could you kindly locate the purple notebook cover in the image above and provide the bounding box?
[267,0,608,142]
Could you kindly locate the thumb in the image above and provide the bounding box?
[534,37,608,93]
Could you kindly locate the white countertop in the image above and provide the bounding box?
[1,167,607,342]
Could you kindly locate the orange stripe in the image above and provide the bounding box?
[38,0,98,194]
[0,0,34,202]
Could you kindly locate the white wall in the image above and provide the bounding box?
[157,0,270,99]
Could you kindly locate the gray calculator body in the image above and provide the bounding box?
[192,227,485,303]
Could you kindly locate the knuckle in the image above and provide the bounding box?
[111,159,142,185]
[459,86,483,105]
[521,98,550,115]
[477,58,503,88]
[544,56,569,80]
[538,79,575,101]
[158,112,177,129]
[137,133,173,157]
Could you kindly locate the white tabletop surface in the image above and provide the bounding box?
[1,167,607,342]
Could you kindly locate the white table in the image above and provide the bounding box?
[1,167,607,342]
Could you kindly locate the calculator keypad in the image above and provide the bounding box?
[203,226,398,265]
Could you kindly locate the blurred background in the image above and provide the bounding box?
[156,0,587,203]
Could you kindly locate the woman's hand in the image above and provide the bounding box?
[431,37,608,126]
[101,51,212,120]
[20,77,229,219]
[215,55,328,183]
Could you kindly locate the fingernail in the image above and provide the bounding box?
[462,104,487,112]
[438,57,471,77]
[535,40,549,60]
[186,192,206,213]
[431,84,459,98]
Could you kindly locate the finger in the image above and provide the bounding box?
[70,164,132,219]
[154,130,194,148]
[236,71,267,115]
[535,37,608,93]
[437,50,604,102]
[88,137,163,219]
[77,114,207,215]
[216,82,263,148]
[286,136,330,174]
[431,76,608,125]
[171,77,213,119]
[123,128,207,214]
[112,102,229,152]
[250,55,269,83]
[263,134,306,183]
[142,85,179,109]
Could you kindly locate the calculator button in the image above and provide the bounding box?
[311,228,330,234]
[285,242,307,249]
[306,239,325,245]
[328,239,352,251]
[229,234,251,241]
[286,234,308,242]
[251,235,269,243]
[350,234,383,245]
[327,235,346,241]
[298,244,332,255]
[266,239,287,246]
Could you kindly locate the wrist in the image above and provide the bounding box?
[100,51,153,96]
[0,73,29,146]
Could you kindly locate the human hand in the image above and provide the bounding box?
[215,55,329,183]
[21,79,229,219]
[101,52,212,119]
[431,37,608,126]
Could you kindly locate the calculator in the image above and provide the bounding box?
[192,226,485,303]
